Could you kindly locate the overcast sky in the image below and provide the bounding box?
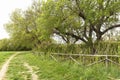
[0,0,32,39]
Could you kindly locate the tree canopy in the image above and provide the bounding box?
[3,0,120,53]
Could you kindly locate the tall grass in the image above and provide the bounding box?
[23,53,120,80]
[4,52,120,80]
[34,41,118,55]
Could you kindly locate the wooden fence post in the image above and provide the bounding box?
[105,55,108,68]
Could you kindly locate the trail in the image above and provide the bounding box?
[24,62,38,80]
[0,53,19,80]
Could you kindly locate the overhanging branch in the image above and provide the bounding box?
[65,32,87,43]
[53,28,87,43]
[102,24,120,35]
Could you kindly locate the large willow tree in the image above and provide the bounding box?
[40,0,120,54]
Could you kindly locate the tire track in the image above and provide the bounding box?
[24,62,38,80]
[0,52,19,80]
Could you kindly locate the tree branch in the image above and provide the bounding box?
[66,4,86,20]
[65,32,87,43]
[102,24,120,35]
[75,0,86,20]
[53,28,87,43]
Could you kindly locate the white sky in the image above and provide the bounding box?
[0,0,32,39]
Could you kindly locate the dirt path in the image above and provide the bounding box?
[0,53,19,80]
[24,62,38,80]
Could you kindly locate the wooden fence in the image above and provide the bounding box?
[32,51,120,67]
[50,53,120,67]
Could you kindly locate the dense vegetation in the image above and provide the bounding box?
[0,0,119,53]
[0,39,32,51]
[0,0,120,80]
[3,52,120,80]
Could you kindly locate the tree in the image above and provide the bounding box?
[4,0,120,53]
[4,9,34,48]
[40,0,120,54]
[4,0,43,49]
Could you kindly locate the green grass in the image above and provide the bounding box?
[0,52,14,69]
[5,52,120,80]
[23,53,120,80]
[5,53,31,80]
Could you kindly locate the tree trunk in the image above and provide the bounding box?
[86,39,96,54]
[88,43,96,55]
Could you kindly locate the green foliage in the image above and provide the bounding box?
[0,39,32,51]
[79,41,118,54]
[34,43,77,54]
[39,0,120,54]
[3,0,120,52]
[6,52,120,80]
[95,41,118,55]
[4,0,42,50]
[41,0,120,42]
[34,41,118,55]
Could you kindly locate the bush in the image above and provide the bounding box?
[35,41,119,55]
[0,39,32,51]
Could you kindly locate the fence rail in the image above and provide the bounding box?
[32,51,120,67]
[50,53,120,67]
[51,53,120,57]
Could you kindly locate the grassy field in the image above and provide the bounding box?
[3,52,120,80]
[0,52,14,69]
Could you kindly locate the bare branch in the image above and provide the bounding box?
[53,28,87,43]
[102,24,120,35]
[65,32,87,43]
